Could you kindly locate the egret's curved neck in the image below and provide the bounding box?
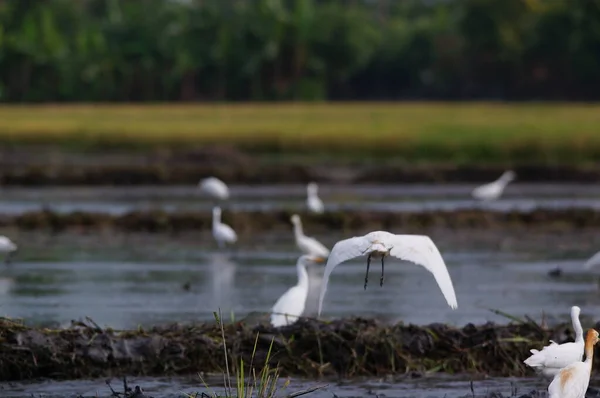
[213,211,221,228]
[296,261,309,289]
[293,221,304,239]
[573,312,584,342]
[584,336,595,366]
[308,188,317,199]
[497,174,512,186]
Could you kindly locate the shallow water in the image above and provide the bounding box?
[0,227,599,329]
[1,183,600,215]
[0,374,551,398]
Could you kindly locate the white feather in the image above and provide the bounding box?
[290,214,330,257]
[317,231,458,317]
[199,177,229,201]
[271,255,325,327]
[306,182,324,214]
[524,306,584,377]
[212,207,237,248]
[0,236,17,252]
[471,170,515,201]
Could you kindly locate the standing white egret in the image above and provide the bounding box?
[212,207,237,249]
[306,182,324,214]
[198,177,229,201]
[290,214,330,257]
[0,236,17,265]
[471,170,516,201]
[317,231,458,317]
[548,328,599,398]
[524,306,584,377]
[271,254,325,327]
[583,251,600,270]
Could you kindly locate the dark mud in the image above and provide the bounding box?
[3,207,600,233]
[2,145,600,185]
[0,316,591,382]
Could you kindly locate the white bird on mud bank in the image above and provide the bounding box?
[270,255,326,327]
[471,170,516,201]
[0,236,17,265]
[198,177,229,201]
[212,207,237,249]
[317,231,458,317]
[306,182,324,214]
[290,214,330,258]
[524,306,584,377]
[548,328,599,398]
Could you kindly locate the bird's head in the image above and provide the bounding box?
[502,170,516,182]
[571,305,581,319]
[307,182,318,194]
[212,207,222,217]
[290,214,300,224]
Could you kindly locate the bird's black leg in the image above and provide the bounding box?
[364,253,371,290]
[380,256,385,287]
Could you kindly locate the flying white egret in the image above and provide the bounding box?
[198,177,229,201]
[290,214,330,257]
[524,306,584,377]
[317,231,458,317]
[271,254,325,327]
[0,236,17,265]
[471,170,516,201]
[212,207,237,249]
[306,182,324,214]
[548,328,598,398]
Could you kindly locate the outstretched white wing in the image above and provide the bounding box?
[317,236,372,316]
[583,250,600,270]
[387,235,458,309]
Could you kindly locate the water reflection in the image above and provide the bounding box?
[207,252,237,314]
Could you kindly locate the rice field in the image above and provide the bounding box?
[1,102,599,164]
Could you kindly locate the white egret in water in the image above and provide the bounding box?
[306,182,324,214]
[548,328,599,398]
[212,207,237,249]
[290,214,330,257]
[317,231,458,316]
[0,236,17,265]
[271,254,326,327]
[582,251,600,270]
[198,177,229,201]
[524,306,584,377]
[471,170,516,201]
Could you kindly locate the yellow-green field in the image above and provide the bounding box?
[1,102,599,163]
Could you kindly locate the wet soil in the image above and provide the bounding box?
[2,145,600,185]
[3,207,600,233]
[0,316,590,382]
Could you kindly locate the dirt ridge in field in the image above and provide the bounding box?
[0,316,588,381]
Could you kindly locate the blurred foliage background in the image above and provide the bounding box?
[1,0,599,102]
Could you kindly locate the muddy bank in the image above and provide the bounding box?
[0,316,590,381]
[3,208,600,233]
[2,146,600,185]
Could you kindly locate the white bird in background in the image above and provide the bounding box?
[198,177,229,201]
[548,328,599,398]
[317,231,458,317]
[582,251,600,270]
[471,170,516,201]
[290,214,330,258]
[212,207,237,249]
[271,254,326,327]
[524,306,584,377]
[306,182,324,214]
[0,236,17,265]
